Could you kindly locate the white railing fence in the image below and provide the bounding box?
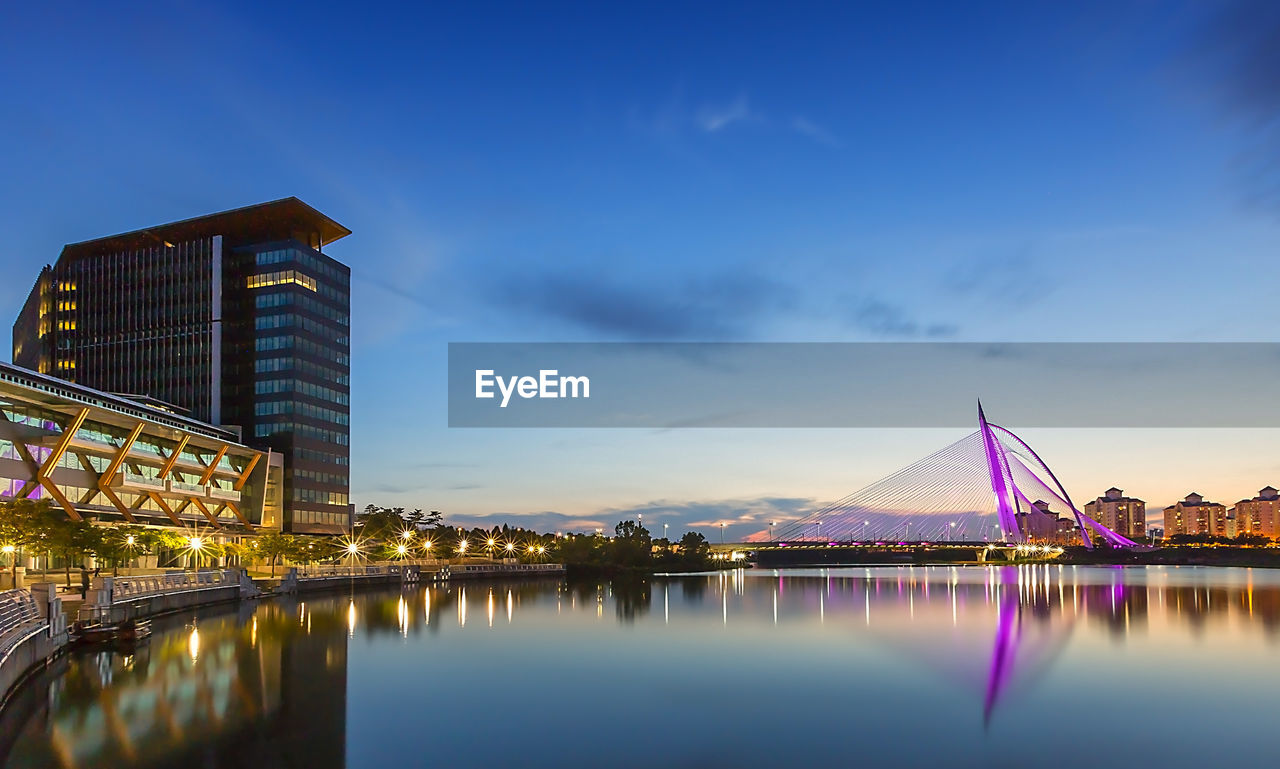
[0,588,49,666]
[106,569,233,602]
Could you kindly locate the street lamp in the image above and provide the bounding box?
[187,536,204,569]
[720,522,726,544]
[769,521,775,542]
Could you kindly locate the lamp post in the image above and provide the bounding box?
[769,521,775,542]
[720,522,726,544]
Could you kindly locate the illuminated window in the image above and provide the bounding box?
[246,270,317,292]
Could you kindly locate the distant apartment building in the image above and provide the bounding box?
[1231,486,1280,539]
[1017,500,1076,544]
[1084,487,1146,539]
[1163,492,1228,537]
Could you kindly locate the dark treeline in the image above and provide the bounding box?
[357,507,721,575]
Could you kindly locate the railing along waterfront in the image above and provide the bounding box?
[295,564,407,579]
[449,563,565,576]
[0,589,49,668]
[108,570,233,601]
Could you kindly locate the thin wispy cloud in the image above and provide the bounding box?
[790,116,842,148]
[632,89,839,148]
[696,94,753,132]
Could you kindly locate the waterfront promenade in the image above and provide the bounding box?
[0,559,564,708]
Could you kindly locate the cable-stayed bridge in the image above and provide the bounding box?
[749,402,1136,549]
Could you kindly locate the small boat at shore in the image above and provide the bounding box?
[72,619,152,646]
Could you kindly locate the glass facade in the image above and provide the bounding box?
[15,239,218,419]
[231,242,351,532]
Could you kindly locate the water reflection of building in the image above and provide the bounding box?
[0,597,348,769]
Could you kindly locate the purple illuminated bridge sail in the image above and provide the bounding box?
[755,401,1136,548]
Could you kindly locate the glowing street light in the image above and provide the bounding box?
[401,530,414,541]
[457,539,469,555]
[395,543,409,558]
[346,543,360,555]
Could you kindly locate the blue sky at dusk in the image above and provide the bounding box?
[4,1,1280,538]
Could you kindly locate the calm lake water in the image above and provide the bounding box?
[2,564,1278,768]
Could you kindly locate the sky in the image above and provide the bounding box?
[3,0,1280,539]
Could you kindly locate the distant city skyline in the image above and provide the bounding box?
[4,1,1280,539]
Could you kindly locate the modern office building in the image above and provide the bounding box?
[1083,487,1146,539]
[12,198,350,533]
[0,360,282,529]
[1163,492,1228,538]
[1230,486,1280,539]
